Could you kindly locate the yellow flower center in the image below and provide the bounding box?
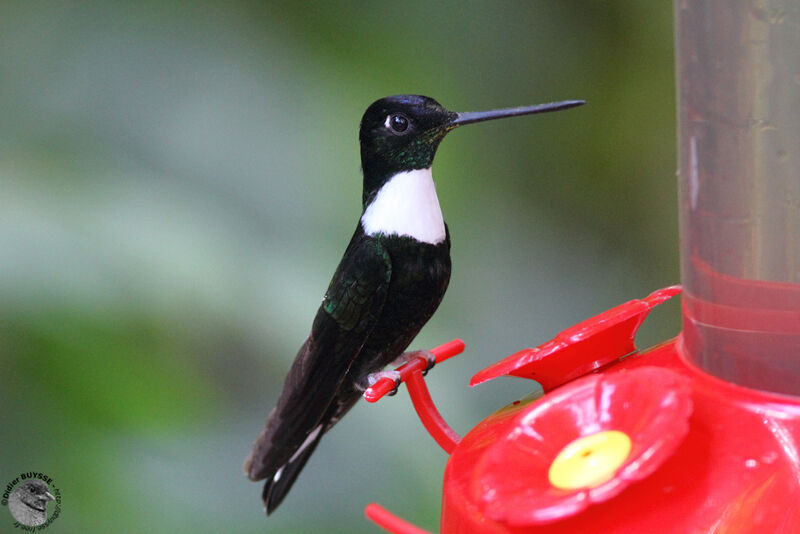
[548,430,632,490]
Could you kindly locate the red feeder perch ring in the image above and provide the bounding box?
[364,338,465,453]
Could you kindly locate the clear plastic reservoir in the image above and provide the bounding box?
[676,0,800,395]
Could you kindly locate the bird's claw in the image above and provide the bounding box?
[419,350,436,376]
[386,381,400,396]
[367,370,402,395]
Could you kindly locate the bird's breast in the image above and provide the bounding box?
[359,235,451,363]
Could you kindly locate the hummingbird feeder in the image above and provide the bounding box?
[364,1,800,532]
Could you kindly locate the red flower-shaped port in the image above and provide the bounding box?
[472,367,693,526]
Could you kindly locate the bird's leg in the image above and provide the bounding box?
[391,349,436,375]
[365,370,402,396]
[362,350,436,396]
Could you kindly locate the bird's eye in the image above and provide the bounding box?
[29,487,36,493]
[385,114,410,134]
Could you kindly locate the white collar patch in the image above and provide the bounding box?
[361,167,446,245]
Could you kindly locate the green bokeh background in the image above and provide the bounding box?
[1,2,679,532]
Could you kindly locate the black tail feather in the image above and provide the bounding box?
[263,427,325,514]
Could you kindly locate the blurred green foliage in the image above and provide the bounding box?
[0,1,678,532]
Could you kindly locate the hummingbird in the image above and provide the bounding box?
[244,94,584,514]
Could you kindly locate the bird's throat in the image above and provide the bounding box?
[360,167,446,245]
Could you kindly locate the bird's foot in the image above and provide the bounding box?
[391,349,436,376]
[366,370,402,396]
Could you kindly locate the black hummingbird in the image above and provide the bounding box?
[244,94,584,514]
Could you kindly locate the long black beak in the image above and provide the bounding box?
[451,100,585,127]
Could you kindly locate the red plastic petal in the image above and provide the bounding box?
[470,286,681,391]
[474,366,693,526]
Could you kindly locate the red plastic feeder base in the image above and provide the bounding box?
[366,287,800,533]
[442,288,800,533]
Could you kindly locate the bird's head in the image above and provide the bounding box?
[8,479,55,526]
[358,95,584,207]
[359,95,455,206]
[11,480,55,513]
